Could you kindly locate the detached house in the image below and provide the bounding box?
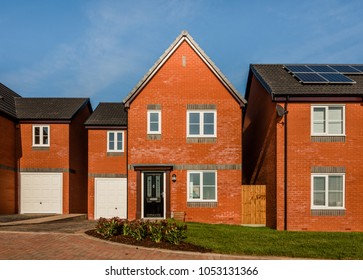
[122,31,246,224]
[243,64,363,231]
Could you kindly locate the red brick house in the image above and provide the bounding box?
[0,83,21,214]
[122,31,246,224]
[243,64,363,232]
[9,97,91,215]
[85,103,128,220]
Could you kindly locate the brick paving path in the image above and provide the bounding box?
[0,231,269,260]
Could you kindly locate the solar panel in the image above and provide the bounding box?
[293,72,327,83]
[283,64,359,84]
[319,73,355,83]
[351,65,363,72]
[329,65,362,73]
[307,65,336,72]
[284,65,313,73]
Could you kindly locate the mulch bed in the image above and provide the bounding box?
[85,229,212,253]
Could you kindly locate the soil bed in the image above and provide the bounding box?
[86,229,212,253]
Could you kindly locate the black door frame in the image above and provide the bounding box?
[134,165,172,219]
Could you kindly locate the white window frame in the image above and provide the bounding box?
[187,110,217,137]
[147,110,161,134]
[311,173,345,209]
[311,105,345,136]
[187,170,217,202]
[107,131,124,152]
[32,125,50,147]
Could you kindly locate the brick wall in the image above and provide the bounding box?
[243,76,277,228]
[87,129,128,219]
[0,115,17,214]
[279,102,363,231]
[245,75,363,232]
[69,105,91,213]
[127,41,243,224]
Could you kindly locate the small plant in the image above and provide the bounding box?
[96,217,123,239]
[164,221,187,245]
[129,220,148,241]
[148,220,168,243]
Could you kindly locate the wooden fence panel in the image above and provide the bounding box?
[241,185,266,225]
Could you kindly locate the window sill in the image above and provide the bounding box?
[311,209,346,216]
[147,134,161,140]
[311,136,346,143]
[107,152,124,157]
[187,201,217,208]
[187,137,216,144]
[32,146,50,151]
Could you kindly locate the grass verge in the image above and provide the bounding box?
[186,223,363,259]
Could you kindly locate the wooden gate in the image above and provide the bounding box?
[241,185,266,225]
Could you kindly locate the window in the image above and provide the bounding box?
[147,110,161,134]
[107,131,124,152]
[187,171,217,202]
[33,125,50,147]
[311,105,345,136]
[311,174,345,209]
[187,111,216,137]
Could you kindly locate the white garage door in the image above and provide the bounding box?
[95,178,127,219]
[20,173,63,214]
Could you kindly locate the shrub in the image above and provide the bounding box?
[95,218,188,245]
[148,220,168,243]
[164,221,188,245]
[96,217,123,239]
[129,220,148,241]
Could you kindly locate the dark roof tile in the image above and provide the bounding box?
[250,64,363,97]
[85,103,127,126]
[15,98,90,120]
[0,83,21,118]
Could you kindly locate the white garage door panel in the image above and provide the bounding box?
[20,173,63,214]
[95,178,127,219]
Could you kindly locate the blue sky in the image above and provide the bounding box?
[1,0,363,107]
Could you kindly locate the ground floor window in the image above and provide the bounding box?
[187,171,217,202]
[311,174,345,209]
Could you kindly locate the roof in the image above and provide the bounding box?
[123,31,246,107]
[248,64,363,99]
[84,102,127,127]
[0,83,22,119]
[15,98,91,120]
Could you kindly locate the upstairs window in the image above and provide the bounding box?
[312,174,345,209]
[147,110,161,134]
[187,111,216,137]
[311,105,345,136]
[33,125,50,147]
[107,131,124,152]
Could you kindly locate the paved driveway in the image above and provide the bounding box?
[0,220,276,260]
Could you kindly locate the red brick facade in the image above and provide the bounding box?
[18,105,91,214]
[244,74,363,232]
[87,129,127,220]
[126,37,244,224]
[0,115,18,214]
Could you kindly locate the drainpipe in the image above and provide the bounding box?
[284,96,289,231]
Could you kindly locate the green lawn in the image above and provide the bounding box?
[185,223,363,259]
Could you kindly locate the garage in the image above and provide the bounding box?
[20,173,63,214]
[95,178,127,219]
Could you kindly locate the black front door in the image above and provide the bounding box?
[143,173,164,218]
